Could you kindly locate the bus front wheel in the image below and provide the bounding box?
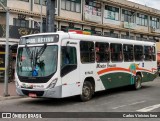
[134,75,142,90]
[80,81,93,102]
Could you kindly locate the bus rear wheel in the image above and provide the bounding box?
[80,81,93,102]
[134,75,142,90]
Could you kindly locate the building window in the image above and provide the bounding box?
[61,26,68,32]
[137,13,148,26]
[104,5,119,20]
[61,0,81,13]
[104,32,119,38]
[150,17,159,29]
[121,34,134,40]
[34,0,47,6]
[13,18,29,28]
[19,0,29,2]
[136,36,148,41]
[85,0,101,16]
[122,9,135,22]
[34,21,41,29]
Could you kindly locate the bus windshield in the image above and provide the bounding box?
[17,45,58,77]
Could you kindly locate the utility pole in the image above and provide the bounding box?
[46,0,55,32]
[0,1,10,96]
[40,0,43,33]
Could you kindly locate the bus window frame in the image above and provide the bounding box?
[110,43,123,62]
[61,46,78,77]
[134,45,144,61]
[123,44,134,62]
[80,41,95,64]
[95,42,110,63]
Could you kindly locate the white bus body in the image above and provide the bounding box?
[15,32,157,101]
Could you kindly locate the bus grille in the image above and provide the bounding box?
[22,90,44,97]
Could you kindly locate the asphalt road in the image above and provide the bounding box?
[0,77,160,121]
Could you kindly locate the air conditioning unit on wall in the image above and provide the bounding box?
[151,26,156,32]
[55,8,58,15]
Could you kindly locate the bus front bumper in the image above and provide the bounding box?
[16,86,62,98]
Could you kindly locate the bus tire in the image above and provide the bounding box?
[134,75,142,90]
[80,81,93,102]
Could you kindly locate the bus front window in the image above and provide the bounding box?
[17,45,58,77]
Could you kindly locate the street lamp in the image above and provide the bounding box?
[0,1,10,96]
[29,18,42,33]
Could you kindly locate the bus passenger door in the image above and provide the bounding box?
[60,46,80,97]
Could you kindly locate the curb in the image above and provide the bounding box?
[0,96,26,101]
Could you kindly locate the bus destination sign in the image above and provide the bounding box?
[20,35,59,45]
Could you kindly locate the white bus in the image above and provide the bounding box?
[15,31,157,101]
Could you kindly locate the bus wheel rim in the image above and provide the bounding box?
[83,86,90,97]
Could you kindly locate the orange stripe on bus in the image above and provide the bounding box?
[136,67,152,73]
[98,67,130,75]
[98,67,154,75]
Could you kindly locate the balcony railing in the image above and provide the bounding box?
[0,24,40,39]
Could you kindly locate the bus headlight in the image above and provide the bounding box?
[47,78,58,89]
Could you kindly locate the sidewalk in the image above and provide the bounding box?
[0,81,22,101]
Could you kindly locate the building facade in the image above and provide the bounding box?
[1,0,160,80]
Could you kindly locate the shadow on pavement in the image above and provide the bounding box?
[19,85,152,106]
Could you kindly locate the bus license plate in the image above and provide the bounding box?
[29,93,37,98]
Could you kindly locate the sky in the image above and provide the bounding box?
[127,0,160,10]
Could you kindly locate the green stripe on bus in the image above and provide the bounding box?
[100,72,132,89]
[100,72,157,89]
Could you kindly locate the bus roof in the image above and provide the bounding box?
[21,31,155,46]
[68,32,155,46]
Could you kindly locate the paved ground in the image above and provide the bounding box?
[0,77,160,121]
[0,81,18,97]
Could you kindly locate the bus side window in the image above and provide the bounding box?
[110,43,122,62]
[134,45,143,61]
[152,46,156,61]
[144,46,152,61]
[61,46,77,77]
[95,42,109,62]
[80,41,95,63]
[61,46,77,66]
[123,44,133,62]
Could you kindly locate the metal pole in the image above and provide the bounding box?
[0,1,10,96]
[129,16,131,39]
[40,0,43,33]
[46,0,55,32]
[4,10,10,97]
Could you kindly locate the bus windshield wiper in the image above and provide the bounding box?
[35,43,47,59]
[25,45,32,59]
